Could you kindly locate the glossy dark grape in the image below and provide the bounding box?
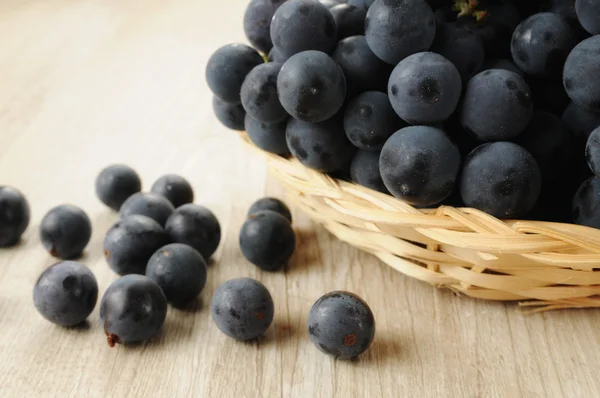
[307,291,375,360]
[243,0,286,54]
[343,91,403,151]
[286,116,356,172]
[212,96,246,131]
[586,127,600,177]
[165,204,221,261]
[573,176,600,228]
[150,174,194,209]
[146,243,207,306]
[100,275,167,347]
[388,52,462,125]
[562,102,600,145]
[380,126,461,206]
[205,44,263,103]
[211,278,274,341]
[331,35,392,96]
[119,192,175,227]
[350,150,388,194]
[0,186,30,247]
[103,215,170,275]
[459,69,533,141]
[511,13,577,78]
[277,50,346,122]
[431,23,484,82]
[517,111,573,182]
[95,164,142,211]
[245,115,290,156]
[330,4,366,40]
[459,142,541,219]
[239,210,295,271]
[576,0,600,35]
[33,261,98,327]
[40,205,92,260]
[247,197,292,223]
[365,0,436,65]
[481,59,524,77]
[563,35,600,112]
[241,63,287,123]
[270,0,337,58]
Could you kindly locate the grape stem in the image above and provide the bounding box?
[452,0,488,22]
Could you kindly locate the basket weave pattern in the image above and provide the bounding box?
[239,132,600,311]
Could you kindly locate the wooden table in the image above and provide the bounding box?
[0,1,598,397]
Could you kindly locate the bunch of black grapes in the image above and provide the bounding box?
[206,0,600,228]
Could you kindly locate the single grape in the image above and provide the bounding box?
[563,35,600,112]
[243,0,287,54]
[247,197,292,223]
[40,205,92,260]
[576,0,600,35]
[573,177,600,228]
[516,111,573,182]
[245,115,289,156]
[331,35,393,97]
[431,23,484,82]
[241,63,288,124]
[459,142,541,219]
[286,116,356,172]
[350,150,389,194]
[95,164,142,211]
[267,46,289,63]
[0,186,30,247]
[212,96,246,131]
[388,52,462,125]
[380,126,461,206]
[165,204,221,261]
[343,91,404,151]
[552,0,578,21]
[586,127,600,177]
[481,59,524,77]
[277,50,346,123]
[119,192,175,227]
[330,4,366,40]
[347,0,373,9]
[365,0,436,65]
[150,174,194,209]
[511,13,577,79]
[459,69,533,141]
[205,44,263,103]
[562,102,600,146]
[270,0,337,58]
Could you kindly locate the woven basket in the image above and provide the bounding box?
[238,132,600,312]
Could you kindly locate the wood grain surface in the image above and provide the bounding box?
[0,1,599,397]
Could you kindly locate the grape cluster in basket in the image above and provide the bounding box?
[0,166,375,360]
[208,0,600,228]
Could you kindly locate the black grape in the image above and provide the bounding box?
[365,0,436,65]
[270,0,337,58]
[573,177,600,229]
[586,127,600,177]
[212,96,246,131]
[459,69,533,141]
[205,44,263,104]
[516,111,573,182]
[551,0,578,21]
[527,77,570,116]
[459,142,541,219]
[331,35,393,97]
[563,35,600,112]
[388,52,462,125]
[576,0,600,35]
[286,116,356,172]
[431,23,484,82]
[511,13,577,79]
[330,4,366,40]
[481,58,524,77]
[268,47,289,63]
[350,150,389,194]
[343,91,404,151]
[379,126,461,206]
[245,115,290,156]
[562,102,600,146]
[241,63,288,123]
[348,0,373,10]
[243,0,286,54]
[277,50,346,123]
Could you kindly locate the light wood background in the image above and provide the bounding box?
[0,1,599,397]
